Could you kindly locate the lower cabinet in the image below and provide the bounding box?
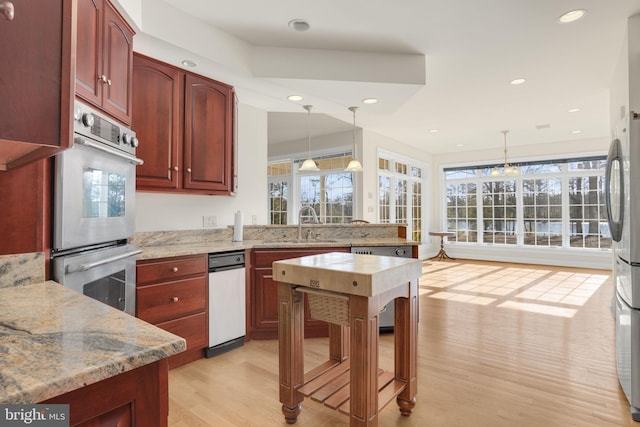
[137,254,208,368]
[249,247,349,340]
[42,359,169,427]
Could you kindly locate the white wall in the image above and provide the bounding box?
[135,103,268,231]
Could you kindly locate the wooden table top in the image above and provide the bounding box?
[429,231,455,237]
[273,252,421,297]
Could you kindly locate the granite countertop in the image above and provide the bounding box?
[136,237,418,260]
[0,281,186,404]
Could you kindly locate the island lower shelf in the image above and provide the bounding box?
[298,359,407,416]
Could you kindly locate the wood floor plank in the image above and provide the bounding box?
[168,259,635,427]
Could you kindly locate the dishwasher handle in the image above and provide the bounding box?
[209,264,245,273]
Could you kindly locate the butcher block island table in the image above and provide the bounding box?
[273,252,421,427]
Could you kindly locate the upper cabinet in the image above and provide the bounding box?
[133,53,236,195]
[0,0,75,171]
[76,0,134,125]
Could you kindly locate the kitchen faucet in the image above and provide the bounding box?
[297,206,319,240]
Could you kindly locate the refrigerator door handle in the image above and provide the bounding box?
[605,138,624,242]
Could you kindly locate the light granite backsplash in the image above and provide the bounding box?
[0,252,45,288]
[133,224,405,247]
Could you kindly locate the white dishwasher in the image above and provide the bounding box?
[206,251,246,358]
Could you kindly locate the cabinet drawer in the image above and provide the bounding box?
[137,254,207,285]
[156,312,207,351]
[137,277,206,324]
[253,247,348,267]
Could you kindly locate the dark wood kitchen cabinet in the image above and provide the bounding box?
[76,0,134,125]
[137,254,208,369]
[0,0,75,171]
[133,53,235,195]
[43,360,169,427]
[249,247,349,340]
[0,159,51,257]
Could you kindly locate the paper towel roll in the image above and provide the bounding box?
[233,210,243,242]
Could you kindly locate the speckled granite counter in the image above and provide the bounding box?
[134,225,418,260]
[0,281,186,404]
[0,252,45,287]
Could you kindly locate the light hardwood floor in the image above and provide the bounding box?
[168,259,634,426]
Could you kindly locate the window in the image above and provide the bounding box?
[377,152,427,242]
[267,153,355,224]
[443,156,610,250]
[482,180,517,245]
[267,161,291,224]
[446,181,477,243]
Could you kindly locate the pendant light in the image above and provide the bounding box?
[299,104,319,172]
[490,130,519,176]
[345,106,363,172]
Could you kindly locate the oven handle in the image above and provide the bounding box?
[75,137,144,165]
[66,248,143,274]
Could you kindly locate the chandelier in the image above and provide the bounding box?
[491,130,519,176]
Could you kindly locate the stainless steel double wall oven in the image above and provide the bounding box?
[52,101,142,315]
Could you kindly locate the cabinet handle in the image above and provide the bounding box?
[98,75,108,83]
[186,168,192,173]
[171,267,178,272]
[172,166,179,171]
[107,78,112,86]
[172,296,179,303]
[0,2,14,21]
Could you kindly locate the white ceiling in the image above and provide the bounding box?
[150,0,640,153]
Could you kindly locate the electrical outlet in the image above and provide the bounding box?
[252,214,257,225]
[203,215,217,228]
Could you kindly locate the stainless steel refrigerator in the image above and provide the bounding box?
[609,13,640,422]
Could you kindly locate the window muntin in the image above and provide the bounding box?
[482,180,517,245]
[377,154,426,241]
[443,155,608,250]
[447,182,477,243]
[522,178,562,247]
[267,154,355,225]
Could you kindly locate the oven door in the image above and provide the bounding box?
[53,244,141,316]
[54,138,140,251]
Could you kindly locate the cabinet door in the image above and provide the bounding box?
[183,74,233,193]
[76,0,102,106]
[252,267,279,339]
[0,0,74,169]
[133,54,182,190]
[101,0,133,124]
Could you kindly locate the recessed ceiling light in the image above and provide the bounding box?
[181,59,197,67]
[510,78,526,85]
[362,98,378,104]
[558,9,586,24]
[567,108,581,113]
[287,95,303,101]
[456,144,464,147]
[288,19,310,32]
[429,129,438,133]
[572,130,582,134]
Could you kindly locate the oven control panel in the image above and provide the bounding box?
[73,101,138,155]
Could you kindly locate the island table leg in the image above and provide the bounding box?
[349,294,379,426]
[278,283,305,424]
[394,279,418,415]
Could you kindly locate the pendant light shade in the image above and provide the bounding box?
[491,130,519,176]
[345,106,363,172]
[299,104,319,172]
